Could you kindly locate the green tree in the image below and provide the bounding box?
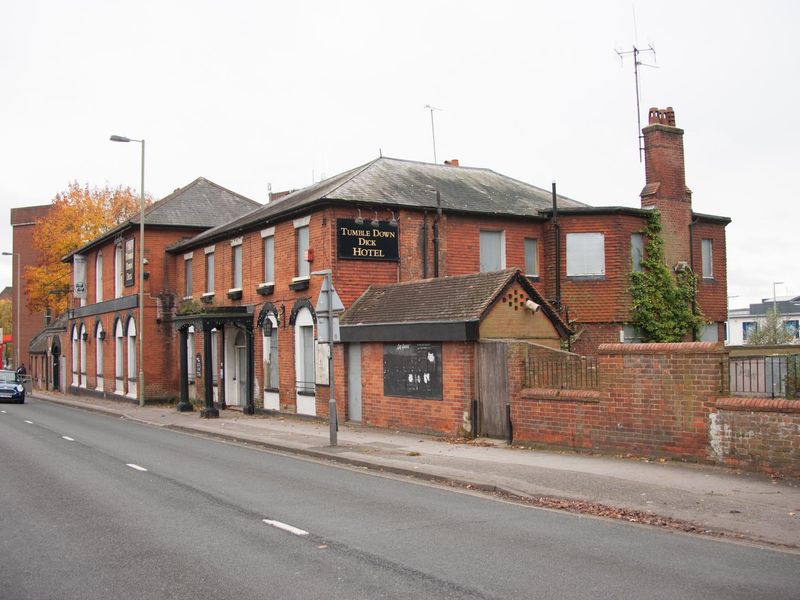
[629,211,705,342]
[746,309,795,345]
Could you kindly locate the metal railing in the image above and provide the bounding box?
[729,354,799,399]
[527,355,599,390]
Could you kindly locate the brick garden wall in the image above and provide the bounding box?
[509,341,800,476]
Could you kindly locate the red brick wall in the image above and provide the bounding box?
[693,219,728,325]
[10,204,52,368]
[712,398,800,478]
[512,342,725,460]
[357,341,474,435]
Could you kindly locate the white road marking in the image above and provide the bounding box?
[126,463,148,472]
[62,436,75,441]
[24,420,33,424]
[262,519,309,536]
[1,410,6,413]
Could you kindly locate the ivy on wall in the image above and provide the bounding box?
[629,211,705,342]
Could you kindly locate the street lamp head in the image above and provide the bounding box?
[110,135,131,143]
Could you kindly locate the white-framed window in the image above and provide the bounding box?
[114,243,123,298]
[115,319,124,393]
[566,232,605,277]
[701,239,713,279]
[126,318,137,398]
[263,315,279,390]
[95,322,104,391]
[231,239,243,289]
[743,321,758,342]
[479,230,505,272]
[79,323,87,387]
[95,252,103,303]
[296,225,309,279]
[263,229,275,284]
[184,254,193,298]
[205,250,215,294]
[524,238,538,277]
[631,233,645,273]
[71,325,78,383]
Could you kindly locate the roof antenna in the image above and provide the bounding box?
[424,104,443,164]
[615,5,657,162]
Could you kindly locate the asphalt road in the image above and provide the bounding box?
[1,399,797,600]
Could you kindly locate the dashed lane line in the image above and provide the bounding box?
[262,519,309,536]
[126,463,148,472]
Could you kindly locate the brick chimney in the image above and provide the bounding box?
[640,106,692,269]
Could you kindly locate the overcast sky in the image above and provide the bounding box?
[1,1,797,309]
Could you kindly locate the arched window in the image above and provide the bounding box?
[115,318,124,393]
[96,252,103,303]
[114,244,123,299]
[95,321,104,391]
[79,323,87,387]
[71,325,79,385]
[126,317,137,399]
[294,307,316,416]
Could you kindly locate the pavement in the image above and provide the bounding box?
[30,389,800,551]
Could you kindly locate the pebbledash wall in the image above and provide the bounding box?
[509,342,800,477]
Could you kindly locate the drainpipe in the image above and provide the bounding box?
[552,182,561,309]
[433,191,442,278]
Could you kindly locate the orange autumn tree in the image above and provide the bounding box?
[25,182,151,315]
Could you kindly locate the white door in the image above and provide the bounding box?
[234,330,247,407]
[347,343,362,422]
[262,316,280,410]
[294,307,316,416]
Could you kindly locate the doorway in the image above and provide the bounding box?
[477,341,509,438]
[347,343,362,422]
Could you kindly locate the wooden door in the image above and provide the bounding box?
[477,341,508,438]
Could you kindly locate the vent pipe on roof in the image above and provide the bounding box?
[552,182,561,309]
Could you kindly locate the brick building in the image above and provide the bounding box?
[58,106,730,435]
[59,178,260,400]
[8,204,52,370]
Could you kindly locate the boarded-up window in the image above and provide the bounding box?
[566,232,605,276]
[383,343,442,400]
[480,231,504,272]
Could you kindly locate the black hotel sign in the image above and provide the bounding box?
[337,218,399,261]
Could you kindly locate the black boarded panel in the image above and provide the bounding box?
[383,343,442,400]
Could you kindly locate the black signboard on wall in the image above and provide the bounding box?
[337,218,399,261]
[383,343,442,400]
[124,238,135,287]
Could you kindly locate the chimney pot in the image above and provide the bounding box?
[648,107,677,127]
[444,159,459,167]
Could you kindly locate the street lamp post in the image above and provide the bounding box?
[110,135,146,407]
[1,252,20,368]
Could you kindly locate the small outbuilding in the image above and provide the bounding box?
[339,269,570,435]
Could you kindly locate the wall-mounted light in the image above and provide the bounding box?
[354,209,364,225]
[389,210,398,227]
[370,210,379,228]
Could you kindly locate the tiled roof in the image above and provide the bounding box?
[340,268,570,336]
[170,157,586,251]
[65,177,261,260]
[28,313,68,354]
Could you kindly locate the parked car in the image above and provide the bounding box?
[0,370,25,403]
